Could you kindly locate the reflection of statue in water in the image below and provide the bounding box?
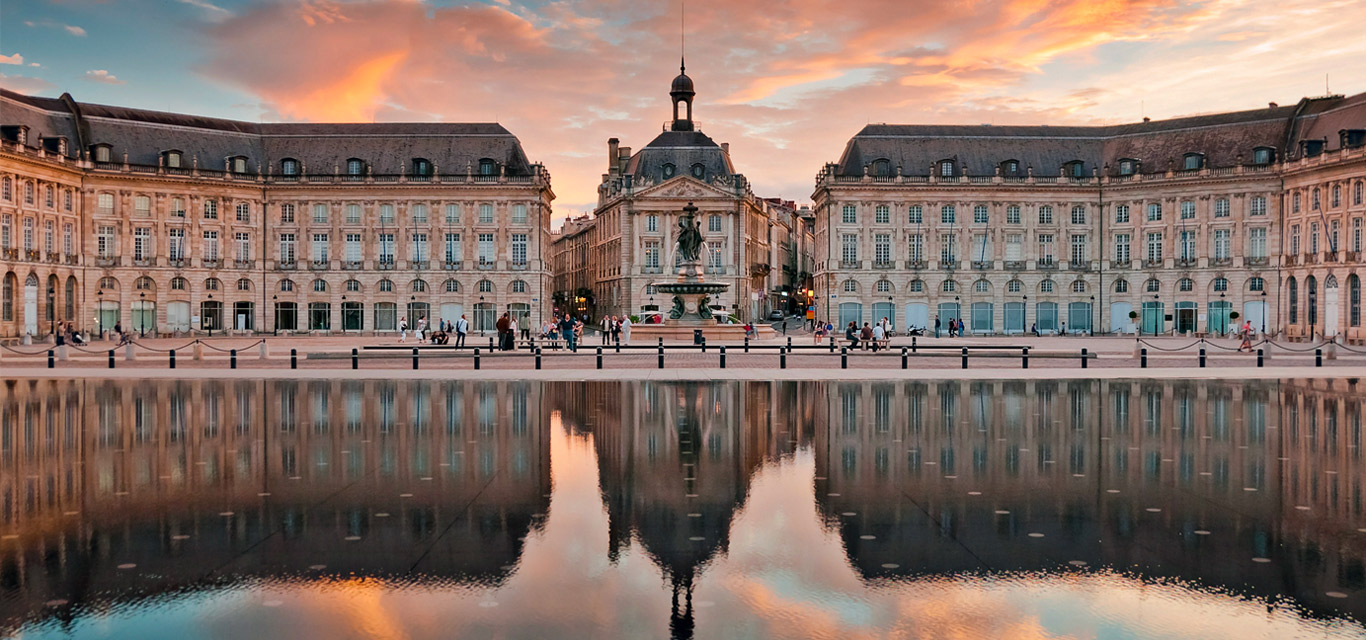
[676,202,704,264]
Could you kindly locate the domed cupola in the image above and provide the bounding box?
[670,59,695,132]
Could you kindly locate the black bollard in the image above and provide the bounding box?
[780,347,787,369]
[1140,348,1147,369]
[535,347,542,370]
[1257,348,1264,368]
[787,336,793,350]
[912,336,918,353]
[352,348,358,370]
[230,349,237,369]
[658,345,664,369]
[108,349,115,369]
[1022,347,1029,369]
[170,349,176,369]
[961,347,968,369]
[1081,348,1088,369]
[841,346,848,369]
[596,347,603,370]
[744,337,750,353]
[47,349,54,369]
[290,348,297,370]
[489,336,495,351]
[412,348,419,370]
[720,345,726,369]
[901,347,908,370]
[829,336,835,353]
[1316,348,1323,367]
[1199,347,1206,368]
[473,348,480,370]
[658,337,664,348]
[701,338,707,353]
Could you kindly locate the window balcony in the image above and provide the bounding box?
[410,260,429,270]
[642,265,663,274]
[1210,257,1232,267]
[94,256,119,267]
[1143,258,1163,269]
[1345,250,1361,262]
[377,259,395,270]
[24,249,40,262]
[443,260,462,270]
[971,260,992,270]
[838,260,861,269]
[1301,253,1317,265]
[1323,251,1339,263]
[511,261,529,270]
[1036,259,1056,270]
[1108,259,1131,270]
[168,258,187,268]
[1,248,16,260]
[64,254,80,265]
[133,257,154,267]
[906,260,927,270]
[277,260,297,270]
[203,258,222,269]
[1003,260,1026,271]
[1067,260,1093,272]
[873,261,895,269]
[234,259,253,269]
[1281,255,1296,266]
[309,259,329,270]
[342,260,363,270]
[45,252,61,264]
[477,260,496,270]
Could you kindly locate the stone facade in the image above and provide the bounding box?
[814,94,1366,338]
[0,89,554,339]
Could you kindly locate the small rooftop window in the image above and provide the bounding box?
[1182,153,1203,171]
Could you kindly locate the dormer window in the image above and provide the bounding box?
[937,159,955,178]
[91,144,112,163]
[42,137,64,154]
[691,163,705,179]
[281,158,299,177]
[1252,147,1275,165]
[1117,158,1139,176]
[346,158,365,176]
[1,125,29,145]
[162,150,183,169]
[870,159,891,177]
[229,155,249,174]
[1341,129,1366,149]
[1000,159,1020,176]
[411,158,432,178]
[1182,153,1203,170]
[478,158,496,176]
[1302,139,1325,157]
[1064,160,1085,178]
[662,163,676,178]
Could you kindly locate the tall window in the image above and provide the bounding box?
[413,203,429,223]
[1214,198,1229,218]
[280,203,294,223]
[940,233,956,264]
[841,234,858,265]
[973,205,988,224]
[1037,234,1055,264]
[1290,225,1301,255]
[1069,234,1086,264]
[478,233,494,265]
[1213,229,1230,260]
[278,233,295,263]
[21,218,33,251]
[97,226,115,258]
[1,215,9,249]
[1146,203,1162,221]
[346,204,362,224]
[1288,278,1299,324]
[1310,222,1320,253]
[1180,201,1195,219]
[165,229,184,260]
[1070,205,1085,225]
[644,241,660,269]
[412,233,429,262]
[646,215,658,232]
[511,204,528,224]
[134,227,151,260]
[378,233,394,264]
[379,204,394,225]
[1005,234,1022,261]
[908,234,924,262]
[1250,196,1266,216]
[311,233,328,262]
[1353,218,1362,252]
[203,231,220,261]
[708,214,722,232]
[236,202,251,223]
[511,233,527,265]
[204,199,217,219]
[445,204,461,224]
[1293,192,1301,213]
[97,193,115,214]
[941,205,955,224]
[312,204,328,224]
[445,233,461,263]
[874,233,891,264]
[235,233,251,261]
[134,195,150,217]
[479,203,494,223]
[1115,205,1129,223]
[876,205,890,224]
[708,244,722,270]
[1114,234,1131,263]
[1179,230,1196,261]
[1006,205,1020,224]
[1146,232,1163,262]
[345,234,362,262]
[1038,205,1053,225]
[63,224,73,255]
[908,205,922,224]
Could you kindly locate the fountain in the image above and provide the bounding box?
[634,202,775,342]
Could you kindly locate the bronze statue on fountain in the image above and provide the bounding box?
[653,202,730,325]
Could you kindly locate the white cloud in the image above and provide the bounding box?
[0,53,25,65]
[0,73,56,94]
[24,20,87,37]
[65,25,87,37]
[83,69,125,85]
[177,0,233,22]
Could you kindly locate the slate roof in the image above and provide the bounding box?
[624,129,735,183]
[834,93,1366,177]
[0,88,537,176]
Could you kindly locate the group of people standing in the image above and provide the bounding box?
[599,315,633,346]
[934,316,966,338]
[397,314,469,347]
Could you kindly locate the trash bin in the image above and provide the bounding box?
[693,329,704,345]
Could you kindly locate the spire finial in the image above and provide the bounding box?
[680,0,686,73]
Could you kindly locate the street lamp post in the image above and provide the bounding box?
[1152,293,1159,336]
[139,291,146,338]
[272,295,278,336]
[1261,290,1267,335]
[1023,295,1028,335]
[1089,295,1095,336]
[1219,292,1226,336]
[96,289,104,340]
[479,295,485,336]
[207,293,214,338]
[47,285,55,337]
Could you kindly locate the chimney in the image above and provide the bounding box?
[1142,117,1151,123]
[1269,102,1278,108]
[721,142,730,155]
[618,147,631,173]
[607,138,619,174]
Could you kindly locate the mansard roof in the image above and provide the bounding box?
[834,92,1366,177]
[625,130,735,183]
[0,88,536,176]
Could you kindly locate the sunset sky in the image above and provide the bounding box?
[3,0,1364,220]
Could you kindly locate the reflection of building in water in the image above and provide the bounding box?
[0,379,549,627]
[810,379,1365,619]
[553,380,786,640]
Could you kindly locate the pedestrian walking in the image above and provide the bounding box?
[496,312,512,351]
[416,316,427,343]
[621,315,632,344]
[455,315,468,347]
[934,316,941,338]
[398,317,408,343]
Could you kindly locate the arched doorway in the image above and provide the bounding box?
[23,273,38,335]
[1325,275,1340,337]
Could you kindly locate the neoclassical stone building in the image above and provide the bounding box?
[0,88,554,339]
[581,64,774,321]
[814,93,1366,338]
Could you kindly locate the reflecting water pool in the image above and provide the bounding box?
[1,378,1364,639]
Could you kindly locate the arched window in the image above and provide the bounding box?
[1212,277,1228,292]
[691,163,706,179]
[1178,278,1194,292]
[281,158,300,177]
[135,276,155,291]
[478,158,496,176]
[203,278,220,291]
[1007,280,1022,293]
[1113,279,1129,293]
[511,280,528,293]
[1071,280,1086,293]
[1064,160,1085,178]
[91,144,112,163]
[1182,153,1203,171]
[312,279,327,292]
[941,280,957,293]
[346,158,365,176]
[909,280,924,293]
[411,157,432,178]
[1349,274,1361,327]
[444,279,460,292]
[662,163,676,178]
[345,279,361,292]
[870,159,891,177]
[411,279,428,293]
[843,280,859,293]
[974,280,990,293]
[937,159,955,178]
[478,280,493,293]
[1288,277,1299,324]
[1248,277,1264,292]
[229,156,249,174]
[378,279,394,292]
[1039,280,1054,293]
[237,278,252,291]
[1145,279,1160,293]
[279,279,294,292]
[171,277,188,291]
[875,280,892,293]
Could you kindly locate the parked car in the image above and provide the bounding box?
[767,310,785,321]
